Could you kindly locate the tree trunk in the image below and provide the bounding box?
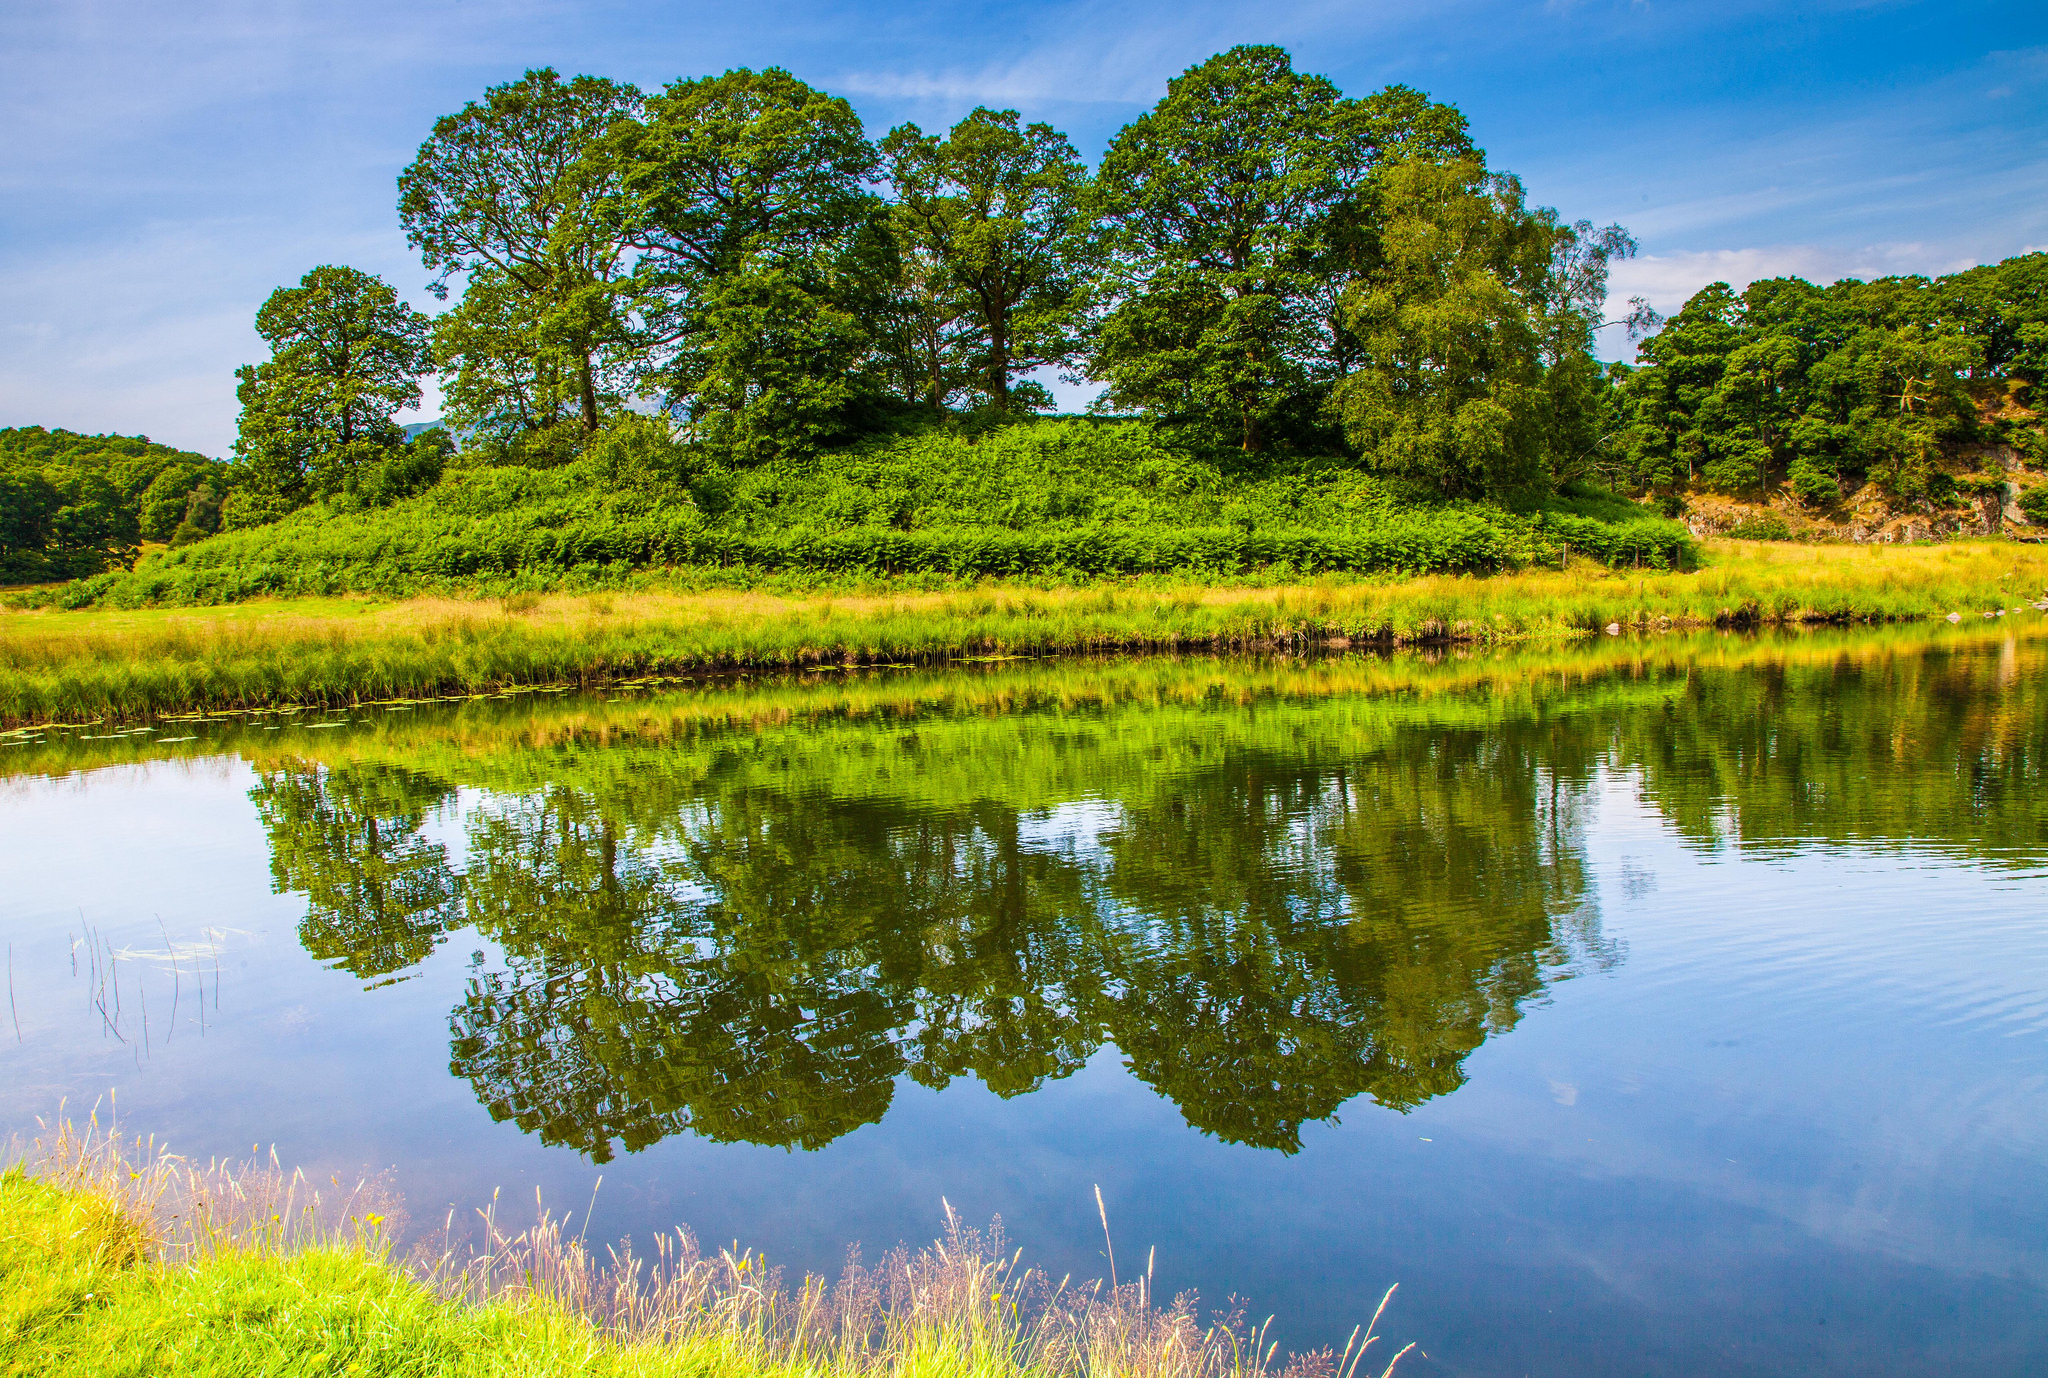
[989,317,1010,413]
[579,351,600,434]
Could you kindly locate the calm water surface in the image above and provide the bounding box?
[3,626,2045,1376]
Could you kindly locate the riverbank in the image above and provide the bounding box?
[1,1118,1399,1378]
[2,538,2044,725]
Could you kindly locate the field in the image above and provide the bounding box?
[1,538,2045,725]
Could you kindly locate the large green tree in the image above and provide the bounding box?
[399,68,643,445]
[1332,158,1634,499]
[610,67,886,461]
[880,108,1093,413]
[232,265,431,509]
[1088,47,1469,452]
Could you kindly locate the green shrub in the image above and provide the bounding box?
[1788,456,1840,507]
[2019,484,2048,525]
[1724,513,1793,541]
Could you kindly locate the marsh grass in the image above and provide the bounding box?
[1,1113,1411,1378]
[2,539,2046,724]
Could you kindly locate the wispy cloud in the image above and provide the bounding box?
[2,0,2039,446]
[0,215,434,454]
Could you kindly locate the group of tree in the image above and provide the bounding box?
[1604,253,2048,510]
[0,426,231,581]
[223,47,2048,539]
[230,46,1649,521]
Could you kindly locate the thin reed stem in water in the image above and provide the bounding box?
[159,915,178,1043]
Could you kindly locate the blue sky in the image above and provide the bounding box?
[2,0,2042,455]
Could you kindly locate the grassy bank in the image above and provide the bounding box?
[1,1118,1405,1378]
[2,538,2045,725]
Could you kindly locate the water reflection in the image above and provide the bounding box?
[229,630,2045,1163]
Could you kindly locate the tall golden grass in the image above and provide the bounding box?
[2,538,2044,725]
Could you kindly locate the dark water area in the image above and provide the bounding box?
[3,626,2046,1376]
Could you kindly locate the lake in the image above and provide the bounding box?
[3,624,2044,1376]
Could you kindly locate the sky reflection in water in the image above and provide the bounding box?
[2,626,2045,1377]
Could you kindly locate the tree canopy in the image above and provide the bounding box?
[232,265,434,516]
[0,427,228,582]
[58,43,2040,578]
[881,107,1093,413]
[1606,253,2046,506]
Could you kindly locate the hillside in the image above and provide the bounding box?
[35,420,1692,608]
[0,426,232,583]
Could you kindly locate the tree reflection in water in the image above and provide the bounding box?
[254,701,1618,1161]
[249,635,2046,1161]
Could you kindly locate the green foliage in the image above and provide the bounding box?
[1089,47,1470,453]
[2018,483,2048,525]
[880,107,1093,412]
[345,429,454,509]
[1613,253,2048,503]
[668,265,878,464]
[1787,452,1840,508]
[1334,158,1551,499]
[233,266,433,512]
[431,269,587,454]
[586,412,696,494]
[1722,512,1793,541]
[0,427,230,584]
[400,68,644,442]
[54,420,1690,606]
[615,67,885,461]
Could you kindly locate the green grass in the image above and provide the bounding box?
[1,1118,1408,1378]
[1,537,2045,724]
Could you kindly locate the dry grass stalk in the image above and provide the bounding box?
[13,1106,404,1264]
[9,1111,1413,1378]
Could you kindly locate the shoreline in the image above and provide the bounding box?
[3,538,2046,725]
[4,1117,1406,1378]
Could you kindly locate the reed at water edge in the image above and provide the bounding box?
[0,1112,1412,1378]
[3,537,2046,725]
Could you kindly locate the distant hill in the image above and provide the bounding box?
[0,426,235,584]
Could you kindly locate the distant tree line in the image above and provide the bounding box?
[0,427,231,581]
[229,46,1645,520]
[1605,256,2048,510]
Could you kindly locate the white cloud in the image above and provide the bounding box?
[1607,241,1984,316]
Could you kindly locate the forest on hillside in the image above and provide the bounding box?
[7,45,2046,593]
[0,428,229,584]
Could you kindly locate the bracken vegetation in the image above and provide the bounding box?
[30,422,1693,609]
